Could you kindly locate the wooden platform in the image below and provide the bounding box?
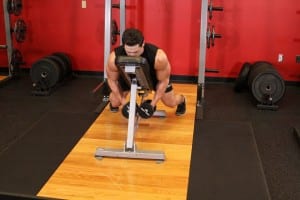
[37,83,197,200]
[0,75,8,81]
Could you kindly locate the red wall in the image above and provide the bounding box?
[0,0,299,81]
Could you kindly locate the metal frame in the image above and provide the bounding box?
[0,0,13,81]
[95,60,165,161]
[103,0,126,79]
[196,0,209,120]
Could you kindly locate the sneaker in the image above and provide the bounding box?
[175,96,186,116]
[109,103,119,112]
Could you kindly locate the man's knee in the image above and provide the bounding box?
[161,94,177,108]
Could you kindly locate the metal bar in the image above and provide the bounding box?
[3,0,13,77]
[198,0,208,85]
[125,77,138,150]
[95,148,165,161]
[103,0,112,79]
[196,0,209,120]
[119,0,126,44]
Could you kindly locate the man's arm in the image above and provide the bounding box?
[106,52,127,105]
[151,49,171,106]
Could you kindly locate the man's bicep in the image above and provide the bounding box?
[156,66,170,82]
[106,53,119,81]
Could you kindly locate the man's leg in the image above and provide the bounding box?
[109,90,129,112]
[161,87,186,116]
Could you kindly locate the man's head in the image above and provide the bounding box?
[122,28,144,57]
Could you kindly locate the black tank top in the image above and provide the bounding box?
[114,43,159,89]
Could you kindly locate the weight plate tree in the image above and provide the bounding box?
[197,0,223,119]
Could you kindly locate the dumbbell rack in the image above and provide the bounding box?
[196,0,223,119]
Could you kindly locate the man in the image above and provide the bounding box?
[106,28,186,116]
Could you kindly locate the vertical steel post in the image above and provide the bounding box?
[119,0,126,44]
[103,0,112,79]
[3,0,13,77]
[196,0,209,119]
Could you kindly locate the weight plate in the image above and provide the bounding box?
[52,52,72,75]
[7,0,22,16]
[248,62,285,104]
[234,62,251,92]
[14,18,27,43]
[45,55,66,80]
[30,58,61,87]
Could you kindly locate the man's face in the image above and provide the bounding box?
[124,44,144,57]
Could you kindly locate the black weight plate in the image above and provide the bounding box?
[234,62,251,92]
[52,52,72,75]
[30,58,60,87]
[45,55,66,80]
[248,62,285,104]
[248,61,276,86]
[14,18,26,43]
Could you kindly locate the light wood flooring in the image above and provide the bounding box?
[38,83,197,200]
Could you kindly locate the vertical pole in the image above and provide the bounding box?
[119,0,126,44]
[125,77,138,151]
[3,0,13,77]
[103,0,112,79]
[196,0,209,120]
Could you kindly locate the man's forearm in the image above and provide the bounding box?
[151,80,168,106]
[107,79,123,101]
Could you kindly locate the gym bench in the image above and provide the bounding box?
[95,56,166,162]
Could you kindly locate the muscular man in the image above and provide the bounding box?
[106,28,186,116]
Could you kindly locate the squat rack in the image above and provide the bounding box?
[95,0,222,120]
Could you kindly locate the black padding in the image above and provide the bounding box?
[115,56,154,91]
[115,56,147,66]
[188,120,271,200]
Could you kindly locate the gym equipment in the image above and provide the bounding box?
[248,61,285,110]
[13,18,26,43]
[234,62,251,93]
[92,0,125,114]
[208,0,223,20]
[0,0,26,84]
[197,0,223,119]
[111,19,119,45]
[206,24,222,48]
[138,100,155,119]
[95,56,165,161]
[10,48,23,76]
[121,101,137,119]
[30,52,72,95]
[7,0,22,16]
[52,52,72,76]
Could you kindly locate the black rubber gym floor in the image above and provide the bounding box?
[0,75,299,200]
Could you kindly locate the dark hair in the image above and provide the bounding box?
[121,28,144,46]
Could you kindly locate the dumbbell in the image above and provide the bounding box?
[122,100,156,119]
[137,100,156,119]
[121,102,138,119]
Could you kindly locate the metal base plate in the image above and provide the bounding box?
[256,103,279,111]
[95,147,165,161]
[153,110,167,118]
